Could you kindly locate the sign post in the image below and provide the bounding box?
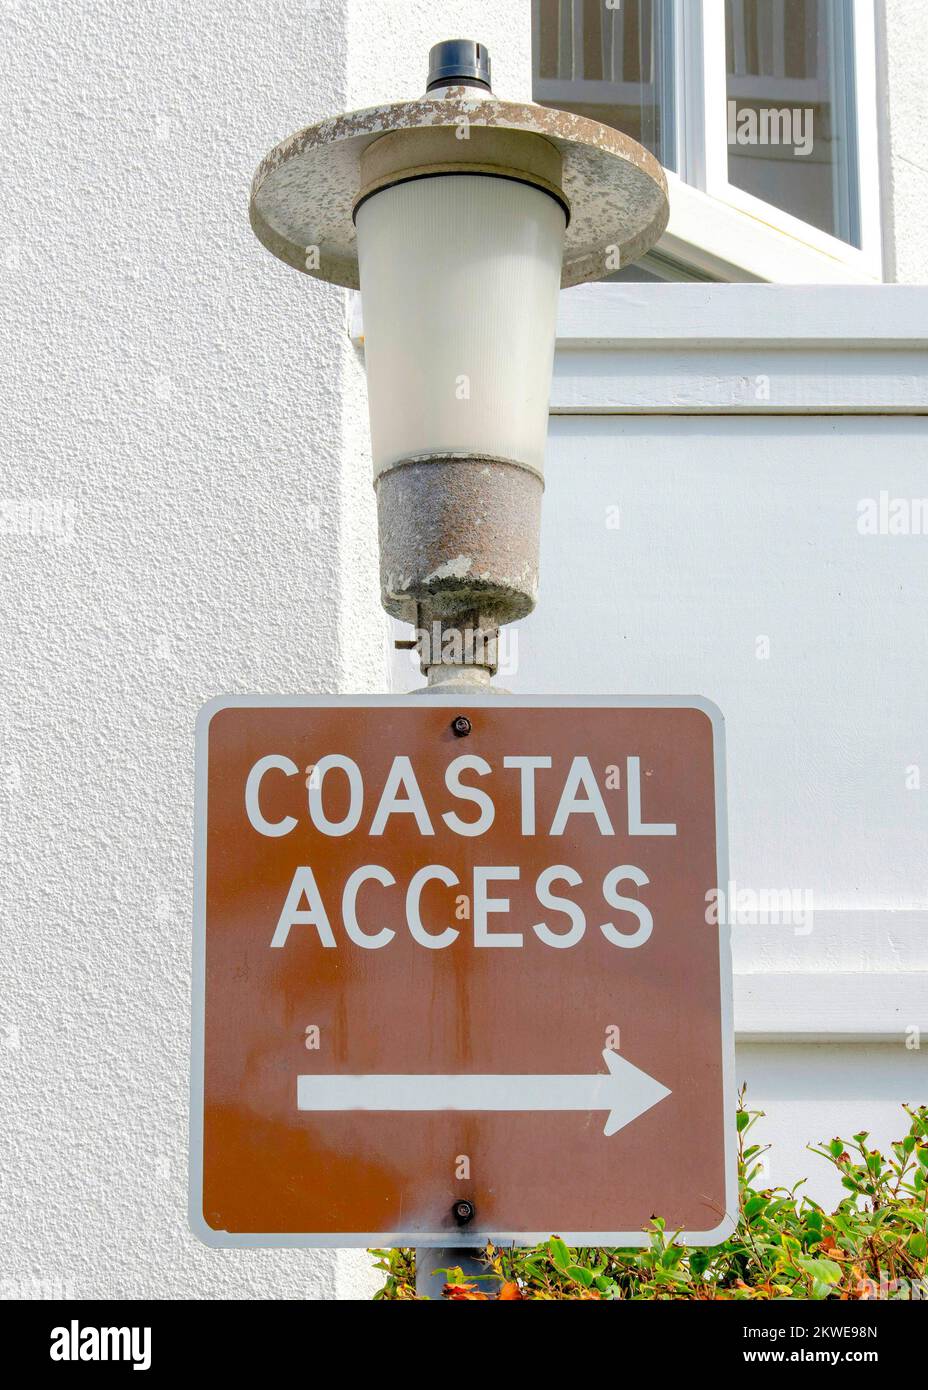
[190,694,735,1256]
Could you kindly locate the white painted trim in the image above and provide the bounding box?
[548,283,928,414]
[696,0,883,280]
[347,289,363,344]
[734,973,928,1041]
[660,177,881,284]
[849,0,883,271]
[554,283,928,345]
[695,0,729,198]
[665,1,698,190]
[551,350,928,414]
[730,909,928,976]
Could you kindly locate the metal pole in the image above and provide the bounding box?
[411,614,504,1298]
[414,1245,495,1301]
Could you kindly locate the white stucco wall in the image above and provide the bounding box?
[0,0,926,1306]
[0,0,388,1302]
[881,0,928,282]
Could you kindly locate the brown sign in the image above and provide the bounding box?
[190,695,734,1247]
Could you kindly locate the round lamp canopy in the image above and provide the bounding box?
[250,78,669,291]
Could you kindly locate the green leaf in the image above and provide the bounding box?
[549,1238,571,1271]
[908,1232,928,1260]
[797,1256,842,1284]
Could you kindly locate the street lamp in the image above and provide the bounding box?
[248,39,671,1294]
[250,39,668,683]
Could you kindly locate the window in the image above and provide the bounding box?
[725,0,859,244]
[533,0,677,169]
[531,0,882,281]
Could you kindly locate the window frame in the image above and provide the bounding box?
[692,0,883,280]
[531,0,884,283]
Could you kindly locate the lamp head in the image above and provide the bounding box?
[250,43,669,630]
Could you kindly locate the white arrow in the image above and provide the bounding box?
[297,1049,671,1137]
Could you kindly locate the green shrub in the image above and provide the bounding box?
[370,1089,928,1300]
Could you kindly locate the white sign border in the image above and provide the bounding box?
[190,693,736,1250]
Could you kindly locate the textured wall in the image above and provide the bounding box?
[880,0,928,282]
[0,0,389,1301]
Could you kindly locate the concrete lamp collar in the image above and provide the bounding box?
[249,40,668,675]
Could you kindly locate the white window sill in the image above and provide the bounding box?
[658,177,883,285]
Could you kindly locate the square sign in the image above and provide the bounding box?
[190,695,735,1247]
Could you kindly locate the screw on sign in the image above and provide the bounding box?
[190,695,735,1247]
[453,1200,476,1227]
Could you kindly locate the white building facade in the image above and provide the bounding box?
[0,0,925,1300]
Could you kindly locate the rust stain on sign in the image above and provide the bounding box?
[190,696,735,1248]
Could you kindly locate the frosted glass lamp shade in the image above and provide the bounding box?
[356,174,566,480]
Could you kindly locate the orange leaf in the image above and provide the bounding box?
[444,1281,488,1300]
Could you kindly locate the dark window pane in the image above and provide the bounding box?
[532,0,676,170]
[726,0,860,245]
